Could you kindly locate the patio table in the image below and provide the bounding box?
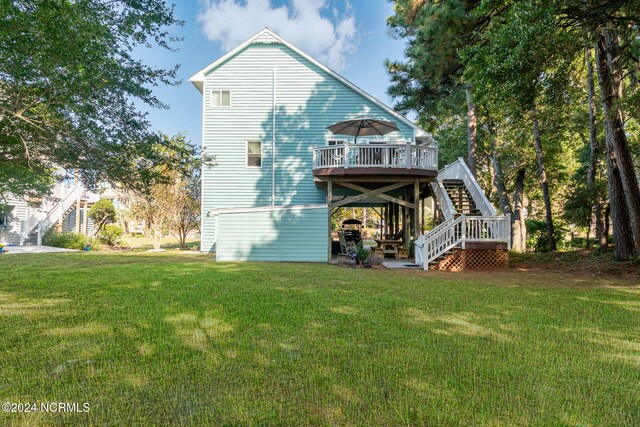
[374,239,402,257]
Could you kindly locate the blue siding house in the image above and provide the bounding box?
[190,28,439,262]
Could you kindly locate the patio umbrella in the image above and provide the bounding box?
[327,117,399,142]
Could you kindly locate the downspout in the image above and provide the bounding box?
[200,82,207,251]
[272,69,276,206]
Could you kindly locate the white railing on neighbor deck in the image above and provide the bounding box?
[422,215,511,268]
[20,183,83,245]
[312,143,438,170]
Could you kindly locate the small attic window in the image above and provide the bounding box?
[211,90,230,107]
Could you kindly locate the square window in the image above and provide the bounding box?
[211,90,230,107]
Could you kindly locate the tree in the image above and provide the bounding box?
[168,169,201,249]
[387,0,640,258]
[129,134,212,250]
[584,45,607,252]
[386,0,496,174]
[88,199,116,236]
[594,30,640,257]
[0,1,195,201]
[131,189,172,251]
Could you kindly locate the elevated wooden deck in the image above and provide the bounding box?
[312,143,438,181]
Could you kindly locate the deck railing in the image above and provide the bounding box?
[20,183,82,245]
[422,215,511,268]
[312,143,438,170]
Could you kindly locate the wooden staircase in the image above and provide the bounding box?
[443,180,481,216]
[420,158,511,271]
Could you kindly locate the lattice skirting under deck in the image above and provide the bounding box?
[430,249,509,271]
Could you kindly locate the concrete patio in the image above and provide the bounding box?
[1,245,79,254]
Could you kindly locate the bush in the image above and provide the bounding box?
[98,224,123,246]
[88,199,116,233]
[43,229,93,250]
[354,241,370,265]
[525,219,568,252]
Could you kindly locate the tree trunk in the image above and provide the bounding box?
[585,44,607,253]
[491,146,512,217]
[530,105,556,251]
[511,168,527,252]
[465,88,477,177]
[604,203,610,245]
[595,31,640,258]
[486,110,512,216]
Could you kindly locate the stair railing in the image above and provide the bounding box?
[437,157,496,216]
[422,215,511,269]
[21,183,82,244]
[430,181,456,221]
[423,216,465,266]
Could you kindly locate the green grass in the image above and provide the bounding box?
[122,236,200,251]
[1,253,639,425]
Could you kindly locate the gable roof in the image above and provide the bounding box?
[189,28,430,139]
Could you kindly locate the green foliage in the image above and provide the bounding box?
[98,224,123,246]
[0,163,54,202]
[355,241,369,264]
[0,1,198,198]
[43,229,93,250]
[88,199,116,233]
[387,0,640,255]
[526,219,568,252]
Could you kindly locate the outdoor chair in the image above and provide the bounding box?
[337,230,356,263]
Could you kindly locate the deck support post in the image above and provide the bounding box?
[393,203,400,239]
[403,194,409,246]
[414,179,420,239]
[421,195,425,234]
[75,199,81,233]
[327,178,333,262]
[83,200,89,235]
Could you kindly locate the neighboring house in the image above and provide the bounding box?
[191,28,510,267]
[0,173,99,246]
[0,196,30,245]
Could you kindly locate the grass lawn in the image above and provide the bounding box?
[122,236,200,251]
[1,253,639,425]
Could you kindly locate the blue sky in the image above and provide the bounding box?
[138,1,406,147]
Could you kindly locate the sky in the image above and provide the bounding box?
[137,0,407,147]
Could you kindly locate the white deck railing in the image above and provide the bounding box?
[312,143,438,170]
[422,215,511,268]
[20,183,82,245]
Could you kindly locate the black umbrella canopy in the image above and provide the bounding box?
[327,118,399,141]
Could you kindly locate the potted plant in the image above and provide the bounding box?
[354,241,371,268]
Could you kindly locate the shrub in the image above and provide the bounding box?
[43,229,92,250]
[88,199,116,233]
[525,219,567,252]
[98,224,123,246]
[354,241,369,265]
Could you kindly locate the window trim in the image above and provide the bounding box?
[246,140,262,168]
[210,89,231,108]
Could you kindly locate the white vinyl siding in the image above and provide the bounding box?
[0,197,29,245]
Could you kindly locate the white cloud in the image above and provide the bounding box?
[197,0,358,71]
